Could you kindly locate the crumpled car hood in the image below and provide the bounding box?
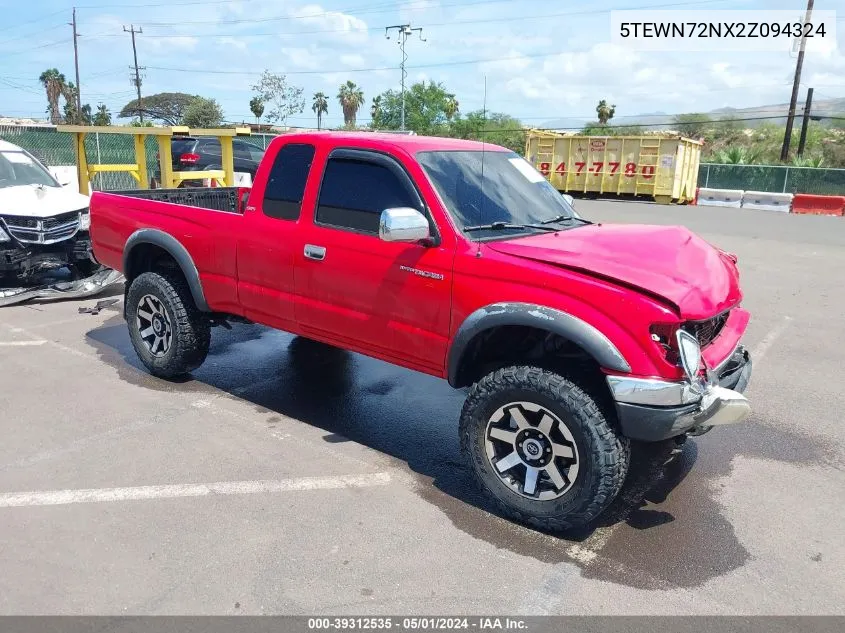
[0,184,90,218]
[487,223,742,320]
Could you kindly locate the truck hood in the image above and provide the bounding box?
[487,224,741,320]
[0,184,90,218]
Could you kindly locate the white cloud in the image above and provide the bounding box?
[216,37,248,52]
[146,36,200,52]
[340,54,366,67]
[281,47,323,70]
[479,50,533,74]
[289,4,368,43]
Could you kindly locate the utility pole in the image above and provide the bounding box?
[780,0,814,161]
[797,87,814,157]
[69,7,82,120]
[385,24,426,131]
[124,25,145,123]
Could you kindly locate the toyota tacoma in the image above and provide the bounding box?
[89,131,753,531]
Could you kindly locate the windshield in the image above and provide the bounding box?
[0,150,60,189]
[416,149,578,239]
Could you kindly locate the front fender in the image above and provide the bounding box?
[447,302,631,387]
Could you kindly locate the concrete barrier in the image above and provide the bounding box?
[791,194,845,216]
[696,187,744,208]
[741,191,793,213]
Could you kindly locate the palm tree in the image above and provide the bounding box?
[337,81,364,127]
[62,82,79,123]
[370,95,382,128]
[444,94,459,121]
[93,104,111,126]
[596,99,616,125]
[312,92,328,130]
[39,68,67,124]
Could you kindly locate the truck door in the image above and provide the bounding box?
[295,148,453,373]
[236,141,316,330]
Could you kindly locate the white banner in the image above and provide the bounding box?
[611,9,837,52]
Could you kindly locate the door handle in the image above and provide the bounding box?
[304,244,326,261]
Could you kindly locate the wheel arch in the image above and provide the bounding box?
[123,229,211,312]
[447,302,631,388]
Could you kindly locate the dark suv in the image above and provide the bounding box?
[151,136,266,187]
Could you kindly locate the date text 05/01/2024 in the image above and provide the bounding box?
[307,617,528,630]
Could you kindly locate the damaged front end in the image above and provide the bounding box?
[0,214,124,307]
[0,267,124,307]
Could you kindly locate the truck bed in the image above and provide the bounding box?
[107,187,244,214]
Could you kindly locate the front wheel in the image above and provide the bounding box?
[125,271,211,379]
[459,365,630,532]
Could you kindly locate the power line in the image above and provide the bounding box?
[0,8,67,34]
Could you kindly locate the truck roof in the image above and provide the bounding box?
[274,130,511,154]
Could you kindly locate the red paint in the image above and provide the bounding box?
[91,131,750,385]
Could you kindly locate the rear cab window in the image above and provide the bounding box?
[262,143,316,220]
[314,155,421,235]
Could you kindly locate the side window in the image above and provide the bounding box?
[241,142,265,162]
[233,140,250,160]
[315,157,419,234]
[262,143,316,221]
[200,138,221,158]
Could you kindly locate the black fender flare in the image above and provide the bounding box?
[447,302,631,387]
[123,229,211,312]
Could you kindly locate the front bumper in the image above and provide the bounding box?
[608,346,753,442]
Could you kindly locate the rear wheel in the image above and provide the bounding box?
[125,271,210,379]
[459,365,630,532]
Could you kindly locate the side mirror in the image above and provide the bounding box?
[379,207,430,243]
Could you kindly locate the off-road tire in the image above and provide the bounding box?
[459,365,630,533]
[126,271,211,379]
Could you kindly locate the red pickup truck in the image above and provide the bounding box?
[90,131,752,531]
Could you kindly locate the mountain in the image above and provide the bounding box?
[538,98,845,130]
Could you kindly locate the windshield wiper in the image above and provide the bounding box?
[463,221,559,233]
[540,214,593,225]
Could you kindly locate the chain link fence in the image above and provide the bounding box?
[699,163,845,196]
[0,126,282,191]
[4,125,845,197]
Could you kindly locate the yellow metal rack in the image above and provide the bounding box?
[56,125,253,195]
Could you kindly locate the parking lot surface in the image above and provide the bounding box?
[1,200,843,615]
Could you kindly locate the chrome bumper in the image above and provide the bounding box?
[607,346,752,442]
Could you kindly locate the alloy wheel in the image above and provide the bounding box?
[484,401,580,501]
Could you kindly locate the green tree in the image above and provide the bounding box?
[119,92,197,125]
[182,97,224,128]
[673,113,711,139]
[370,80,453,134]
[370,95,382,128]
[93,103,111,126]
[337,80,364,127]
[312,92,328,130]
[251,70,305,126]
[39,68,67,125]
[596,99,616,125]
[249,96,264,125]
[448,110,526,153]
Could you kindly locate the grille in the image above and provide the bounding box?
[1,212,81,245]
[682,311,730,347]
[42,211,81,230]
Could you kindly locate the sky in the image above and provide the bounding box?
[0,0,842,128]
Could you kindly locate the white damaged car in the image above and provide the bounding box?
[0,139,124,307]
[0,139,100,282]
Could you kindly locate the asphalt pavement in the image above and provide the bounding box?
[0,200,843,615]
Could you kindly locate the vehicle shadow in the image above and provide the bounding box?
[85,319,695,544]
